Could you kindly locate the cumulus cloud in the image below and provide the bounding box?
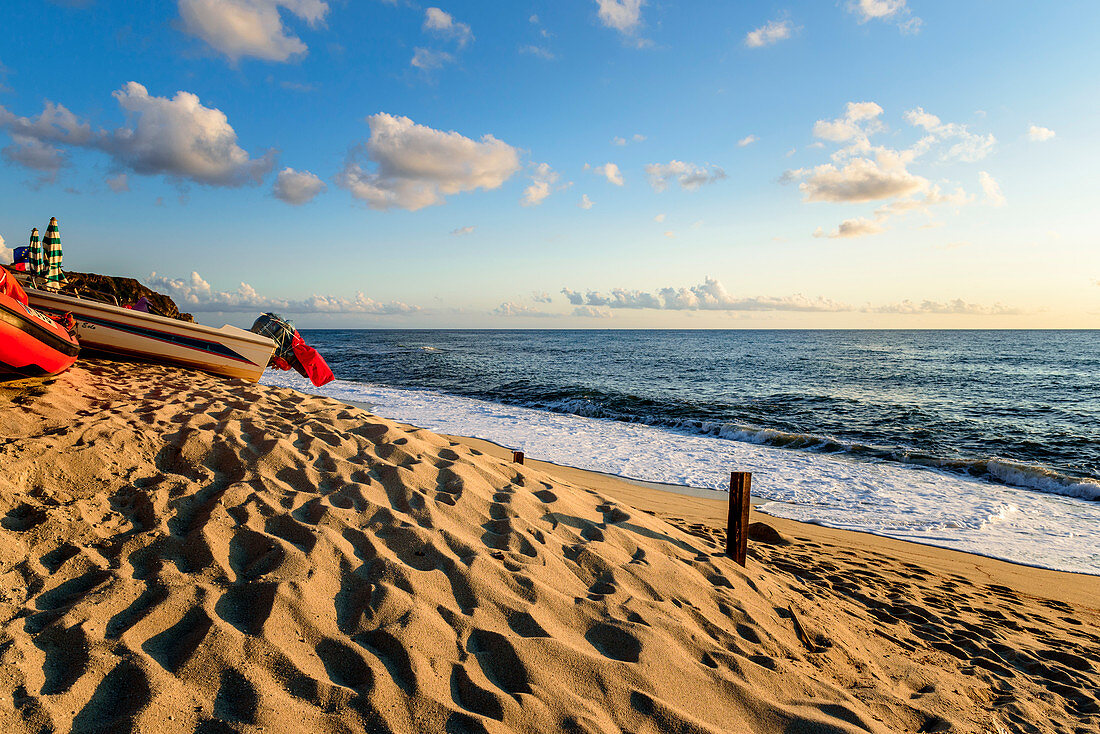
[273,166,325,204]
[847,0,921,33]
[562,279,849,312]
[904,107,996,162]
[531,291,552,303]
[178,0,329,62]
[103,82,276,186]
[813,217,884,239]
[521,162,559,207]
[868,299,1020,315]
[595,0,644,37]
[424,7,473,47]
[593,162,623,186]
[737,135,758,147]
[573,305,613,318]
[0,235,10,265]
[979,171,1005,207]
[450,225,475,236]
[335,113,520,210]
[745,19,793,48]
[0,83,276,188]
[1027,124,1056,142]
[786,102,996,237]
[645,160,726,192]
[411,47,454,70]
[146,270,418,314]
[787,153,925,203]
[579,194,593,209]
[492,302,558,318]
[613,133,646,146]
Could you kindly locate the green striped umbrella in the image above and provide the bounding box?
[26,227,45,278]
[41,217,67,289]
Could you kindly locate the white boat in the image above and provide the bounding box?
[18,281,276,382]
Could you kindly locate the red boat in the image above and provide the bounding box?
[0,267,79,377]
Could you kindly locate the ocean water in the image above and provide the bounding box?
[261,330,1100,574]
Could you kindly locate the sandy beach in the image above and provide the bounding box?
[1,359,1097,733]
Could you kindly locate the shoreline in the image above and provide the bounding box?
[342,396,1100,592]
[440,433,1100,610]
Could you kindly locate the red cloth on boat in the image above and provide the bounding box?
[272,355,291,371]
[291,332,335,387]
[0,267,29,305]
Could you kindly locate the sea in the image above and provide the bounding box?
[260,330,1100,575]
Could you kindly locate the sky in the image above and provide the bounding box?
[0,0,1096,328]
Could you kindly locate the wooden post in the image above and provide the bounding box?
[727,472,751,566]
[512,450,524,465]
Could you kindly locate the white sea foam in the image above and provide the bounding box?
[262,372,1100,575]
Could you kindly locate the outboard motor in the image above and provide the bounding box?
[250,312,334,387]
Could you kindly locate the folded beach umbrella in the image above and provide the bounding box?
[25,227,45,278]
[41,217,67,289]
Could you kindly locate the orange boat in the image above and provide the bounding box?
[0,267,79,377]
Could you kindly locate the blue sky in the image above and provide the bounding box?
[0,1,1096,327]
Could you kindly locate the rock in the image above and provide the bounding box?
[64,271,193,322]
[747,521,790,545]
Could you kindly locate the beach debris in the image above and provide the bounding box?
[512,450,524,464]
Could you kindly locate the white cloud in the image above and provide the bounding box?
[177,0,329,62]
[0,235,10,265]
[847,0,921,32]
[146,270,418,314]
[335,113,520,210]
[1,83,275,187]
[663,231,675,238]
[1027,125,1056,142]
[563,279,849,312]
[493,301,558,318]
[595,0,643,36]
[593,162,623,186]
[745,19,793,48]
[273,166,325,204]
[787,153,926,203]
[424,8,473,47]
[612,133,646,146]
[904,106,995,162]
[737,134,758,147]
[519,45,555,60]
[869,299,1020,315]
[411,47,454,70]
[531,291,552,303]
[103,82,276,186]
[645,160,726,192]
[979,171,1005,207]
[521,162,559,207]
[654,213,665,222]
[812,217,884,239]
[573,305,613,318]
[450,225,475,236]
[812,101,884,143]
[579,194,593,209]
[107,173,130,193]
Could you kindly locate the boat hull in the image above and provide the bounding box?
[0,291,80,377]
[23,286,275,382]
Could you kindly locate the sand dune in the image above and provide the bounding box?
[1,360,1097,733]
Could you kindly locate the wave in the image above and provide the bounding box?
[479,395,1100,502]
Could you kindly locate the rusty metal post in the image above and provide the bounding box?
[727,472,751,566]
[512,450,524,465]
